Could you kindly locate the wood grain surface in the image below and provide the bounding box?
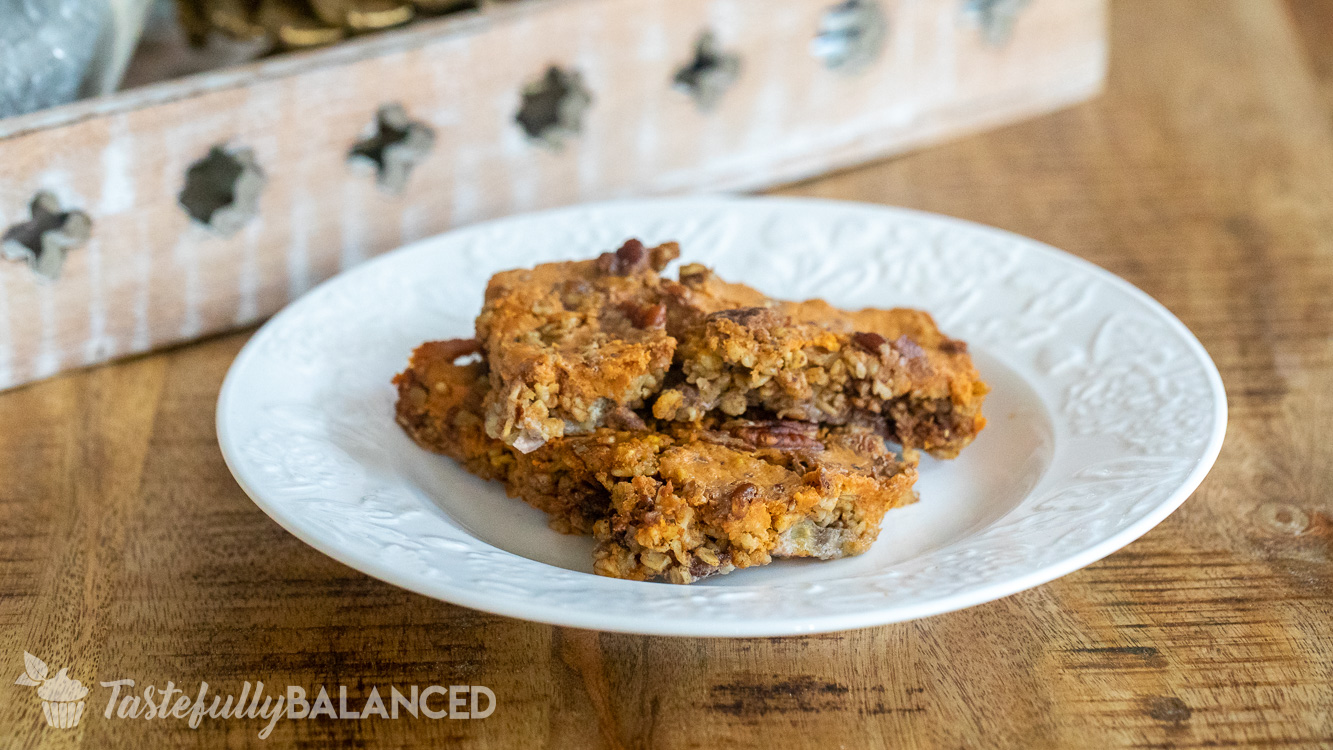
[1,0,1331,747]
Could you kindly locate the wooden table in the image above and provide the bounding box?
[3,1,1331,746]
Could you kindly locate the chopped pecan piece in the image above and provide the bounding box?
[891,335,927,362]
[708,307,787,327]
[852,331,888,352]
[604,405,648,431]
[729,482,760,515]
[596,239,680,276]
[596,239,647,275]
[621,301,667,330]
[648,241,681,272]
[678,262,711,287]
[416,338,481,363]
[938,338,969,355]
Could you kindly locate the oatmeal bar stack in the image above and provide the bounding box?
[394,239,987,583]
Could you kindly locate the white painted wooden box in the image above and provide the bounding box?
[0,0,1106,390]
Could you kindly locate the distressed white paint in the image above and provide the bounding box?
[510,165,539,213]
[33,282,59,379]
[131,215,151,351]
[99,117,136,215]
[634,0,666,180]
[173,231,202,339]
[236,216,262,325]
[287,195,313,301]
[400,204,427,246]
[452,159,483,227]
[575,4,605,199]
[340,183,369,269]
[0,269,12,389]
[35,170,80,214]
[81,236,117,363]
[637,9,669,63]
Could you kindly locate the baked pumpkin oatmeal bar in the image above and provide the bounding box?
[473,241,986,458]
[475,239,682,452]
[394,340,918,584]
[653,267,988,458]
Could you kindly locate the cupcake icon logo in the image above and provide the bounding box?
[14,652,89,729]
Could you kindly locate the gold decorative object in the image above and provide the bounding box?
[179,0,451,50]
[258,0,346,47]
[346,0,414,30]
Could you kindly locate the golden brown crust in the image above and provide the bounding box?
[394,341,918,584]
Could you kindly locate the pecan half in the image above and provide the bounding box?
[694,430,751,450]
[726,420,824,452]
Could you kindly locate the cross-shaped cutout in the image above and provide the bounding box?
[178,145,266,236]
[1,192,91,281]
[674,31,742,111]
[963,0,1030,47]
[349,104,436,193]
[812,0,887,74]
[515,66,593,149]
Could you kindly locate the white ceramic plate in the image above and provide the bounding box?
[217,197,1226,636]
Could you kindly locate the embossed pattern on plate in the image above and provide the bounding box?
[217,197,1226,636]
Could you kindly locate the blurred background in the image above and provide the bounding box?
[0,0,1103,389]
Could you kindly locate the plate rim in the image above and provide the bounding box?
[217,195,1228,636]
